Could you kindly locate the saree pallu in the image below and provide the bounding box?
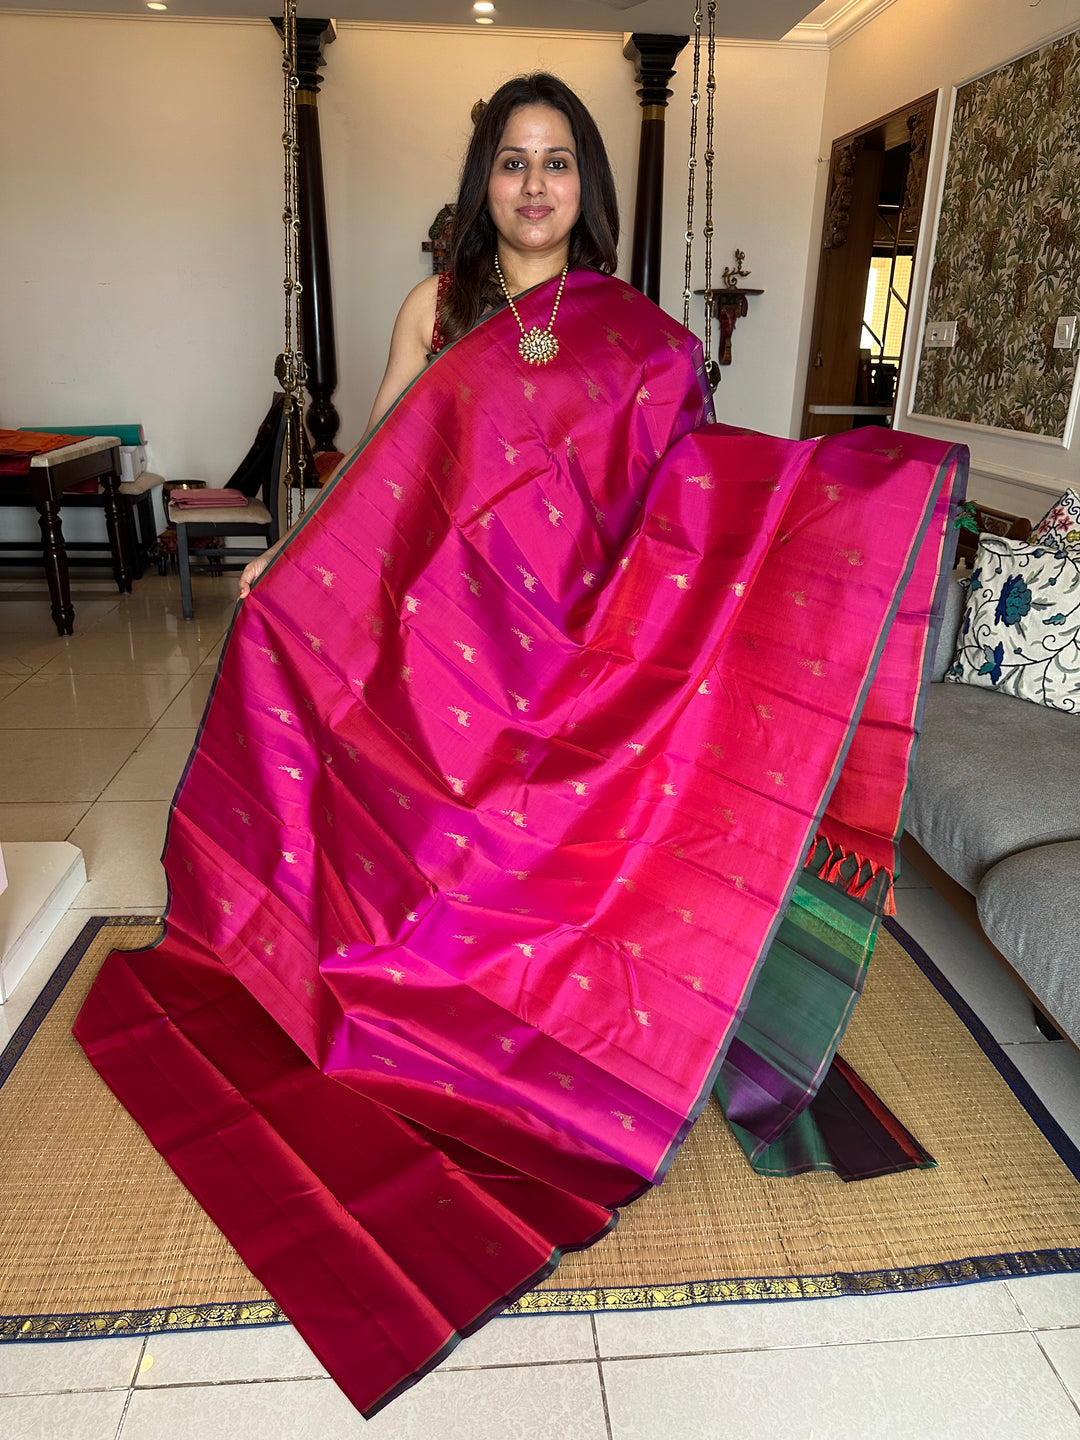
[74,271,966,1417]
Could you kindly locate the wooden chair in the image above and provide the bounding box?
[170,400,288,621]
[955,503,1031,567]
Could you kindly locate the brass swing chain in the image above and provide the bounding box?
[683,3,720,391]
[682,5,703,330]
[278,0,307,528]
[702,1,718,385]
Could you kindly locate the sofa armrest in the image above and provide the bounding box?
[930,573,967,682]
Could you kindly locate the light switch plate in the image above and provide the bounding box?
[1054,316,1078,349]
[925,320,957,348]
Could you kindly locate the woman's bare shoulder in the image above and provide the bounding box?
[397,274,440,347]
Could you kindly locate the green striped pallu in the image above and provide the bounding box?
[717,852,935,1181]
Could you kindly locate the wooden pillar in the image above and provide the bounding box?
[273,17,340,451]
[623,33,688,304]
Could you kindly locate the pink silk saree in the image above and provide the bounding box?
[74,271,966,1416]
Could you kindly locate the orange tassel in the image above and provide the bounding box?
[851,866,876,900]
[823,848,847,884]
[884,877,897,915]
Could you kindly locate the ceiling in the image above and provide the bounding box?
[5,0,853,40]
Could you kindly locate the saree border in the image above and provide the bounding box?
[659,440,970,1181]
[3,914,1079,1343]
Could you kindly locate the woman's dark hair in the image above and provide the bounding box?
[441,73,619,346]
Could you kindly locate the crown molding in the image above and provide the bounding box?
[784,0,897,50]
[0,7,267,22]
[0,9,622,36]
[1,6,891,46]
[336,20,620,40]
[779,21,829,50]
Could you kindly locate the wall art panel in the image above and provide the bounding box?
[913,29,1080,437]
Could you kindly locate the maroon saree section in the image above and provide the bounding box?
[78,938,616,1416]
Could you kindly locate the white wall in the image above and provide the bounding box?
[323,24,639,451]
[0,12,830,502]
[658,39,829,436]
[802,0,1080,518]
[0,14,284,487]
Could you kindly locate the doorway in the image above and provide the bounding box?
[801,95,937,440]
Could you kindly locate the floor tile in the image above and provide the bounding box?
[1008,1274,1080,1330]
[136,1325,325,1386]
[1041,1329,1080,1407]
[894,854,930,889]
[0,598,120,633]
[894,887,1049,1045]
[0,676,23,700]
[1001,1041,1080,1150]
[0,631,72,673]
[0,1336,144,1395]
[154,672,215,727]
[594,1281,1025,1357]
[38,628,218,675]
[365,1361,607,1439]
[67,801,170,908]
[0,671,188,730]
[0,1388,128,1439]
[99,727,197,801]
[122,1363,607,1439]
[0,801,90,841]
[196,641,225,676]
[0,728,145,802]
[439,1313,596,1369]
[602,1332,1080,1439]
[87,593,233,631]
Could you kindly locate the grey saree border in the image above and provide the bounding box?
[3,913,1079,1342]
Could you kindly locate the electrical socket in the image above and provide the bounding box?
[1054,316,1078,349]
[925,320,957,348]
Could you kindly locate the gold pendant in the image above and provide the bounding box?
[519,327,559,366]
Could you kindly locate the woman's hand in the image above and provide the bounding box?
[238,551,271,600]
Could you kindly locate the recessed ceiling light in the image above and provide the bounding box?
[475,14,494,22]
[146,3,167,9]
[473,2,495,10]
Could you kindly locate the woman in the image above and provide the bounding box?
[238,72,619,601]
[78,74,965,1419]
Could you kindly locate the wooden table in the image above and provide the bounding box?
[0,436,132,634]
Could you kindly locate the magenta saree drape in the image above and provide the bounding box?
[74,271,965,1416]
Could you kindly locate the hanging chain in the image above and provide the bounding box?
[278,0,307,527]
[702,0,719,387]
[682,6,703,330]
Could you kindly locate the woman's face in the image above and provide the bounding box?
[486,103,582,264]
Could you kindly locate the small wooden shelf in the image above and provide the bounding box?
[694,288,764,365]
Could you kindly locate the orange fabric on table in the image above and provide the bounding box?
[0,430,85,456]
[0,430,86,477]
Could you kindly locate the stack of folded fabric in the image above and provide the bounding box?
[0,429,83,476]
[169,488,248,510]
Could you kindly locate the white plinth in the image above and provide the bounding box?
[0,842,86,1004]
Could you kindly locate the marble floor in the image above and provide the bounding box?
[1,570,1079,1439]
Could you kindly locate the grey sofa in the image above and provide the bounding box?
[903,573,1080,1047]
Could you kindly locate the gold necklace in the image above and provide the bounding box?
[493,255,569,366]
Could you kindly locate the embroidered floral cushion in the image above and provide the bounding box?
[1030,487,1080,550]
[947,535,1080,714]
